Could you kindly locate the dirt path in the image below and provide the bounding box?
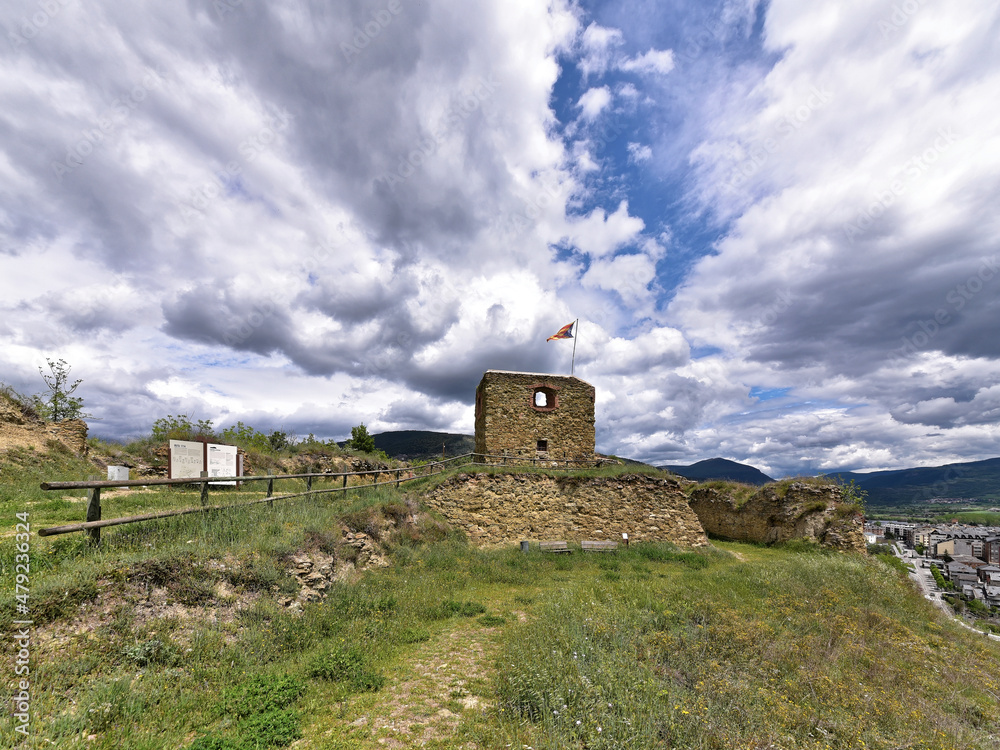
[317,621,500,748]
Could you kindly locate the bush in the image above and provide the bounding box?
[225,674,305,718]
[151,414,215,441]
[348,423,376,454]
[220,421,271,453]
[442,599,487,617]
[308,645,385,692]
[238,708,302,748]
[124,638,177,667]
[187,735,241,750]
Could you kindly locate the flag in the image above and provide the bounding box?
[547,321,575,341]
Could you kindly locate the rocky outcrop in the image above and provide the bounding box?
[0,393,88,456]
[424,472,708,547]
[687,482,865,552]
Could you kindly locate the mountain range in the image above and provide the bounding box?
[660,457,774,485]
[822,457,1000,506]
[346,430,476,461]
[367,431,1000,506]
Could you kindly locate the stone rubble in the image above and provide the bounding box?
[279,529,393,611]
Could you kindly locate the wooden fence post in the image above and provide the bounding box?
[85,474,101,545]
[395,470,400,488]
[306,475,313,492]
[199,471,209,506]
[266,477,274,505]
[342,475,348,490]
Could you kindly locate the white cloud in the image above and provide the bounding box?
[577,86,613,121]
[665,0,1000,471]
[581,252,657,308]
[1,0,997,477]
[578,22,624,78]
[563,201,645,258]
[627,142,652,162]
[618,48,675,75]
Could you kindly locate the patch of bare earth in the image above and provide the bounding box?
[324,623,499,749]
[34,573,262,654]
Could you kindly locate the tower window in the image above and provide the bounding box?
[537,439,548,452]
[531,386,558,412]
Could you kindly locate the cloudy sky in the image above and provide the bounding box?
[2,0,999,477]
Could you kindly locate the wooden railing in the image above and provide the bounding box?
[37,451,615,541]
[37,454,476,541]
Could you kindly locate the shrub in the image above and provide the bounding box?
[238,708,302,748]
[397,626,431,644]
[308,645,385,692]
[442,599,487,617]
[220,421,271,453]
[187,736,241,750]
[225,674,305,718]
[347,423,376,454]
[124,638,177,667]
[151,414,215,441]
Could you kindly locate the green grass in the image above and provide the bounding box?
[2,453,1000,749]
[483,545,1000,750]
[683,479,758,506]
[947,511,1000,525]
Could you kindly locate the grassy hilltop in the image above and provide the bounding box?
[2,445,999,749]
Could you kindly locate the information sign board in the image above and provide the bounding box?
[169,439,205,479]
[207,443,238,485]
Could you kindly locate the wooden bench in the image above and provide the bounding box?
[539,541,571,553]
[581,540,619,552]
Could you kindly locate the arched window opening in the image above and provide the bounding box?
[531,386,558,412]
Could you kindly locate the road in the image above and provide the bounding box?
[895,543,1000,642]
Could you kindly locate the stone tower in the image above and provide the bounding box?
[474,370,595,462]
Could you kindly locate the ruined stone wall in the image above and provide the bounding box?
[687,482,866,552]
[423,472,708,547]
[48,419,89,455]
[474,371,595,461]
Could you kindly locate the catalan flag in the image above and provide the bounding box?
[547,321,575,341]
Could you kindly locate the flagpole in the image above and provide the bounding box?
[571,319,579,376]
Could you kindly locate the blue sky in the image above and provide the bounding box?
[2,0,999,477]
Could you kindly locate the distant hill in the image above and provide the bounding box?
[823,457,1000,507]
[342,430,475,461]
[660,457,774,486]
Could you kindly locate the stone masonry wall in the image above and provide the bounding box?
[687,482,866,552]
[474,371,595,462]
[49,419,89,455]
[423,472,708,547]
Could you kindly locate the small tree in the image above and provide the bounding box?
[35,358,87,421]
[838,478,868,513]
[151,415,215,441]
[348,423,376,454]
[268,430,289,451]
[220,421,270,452]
